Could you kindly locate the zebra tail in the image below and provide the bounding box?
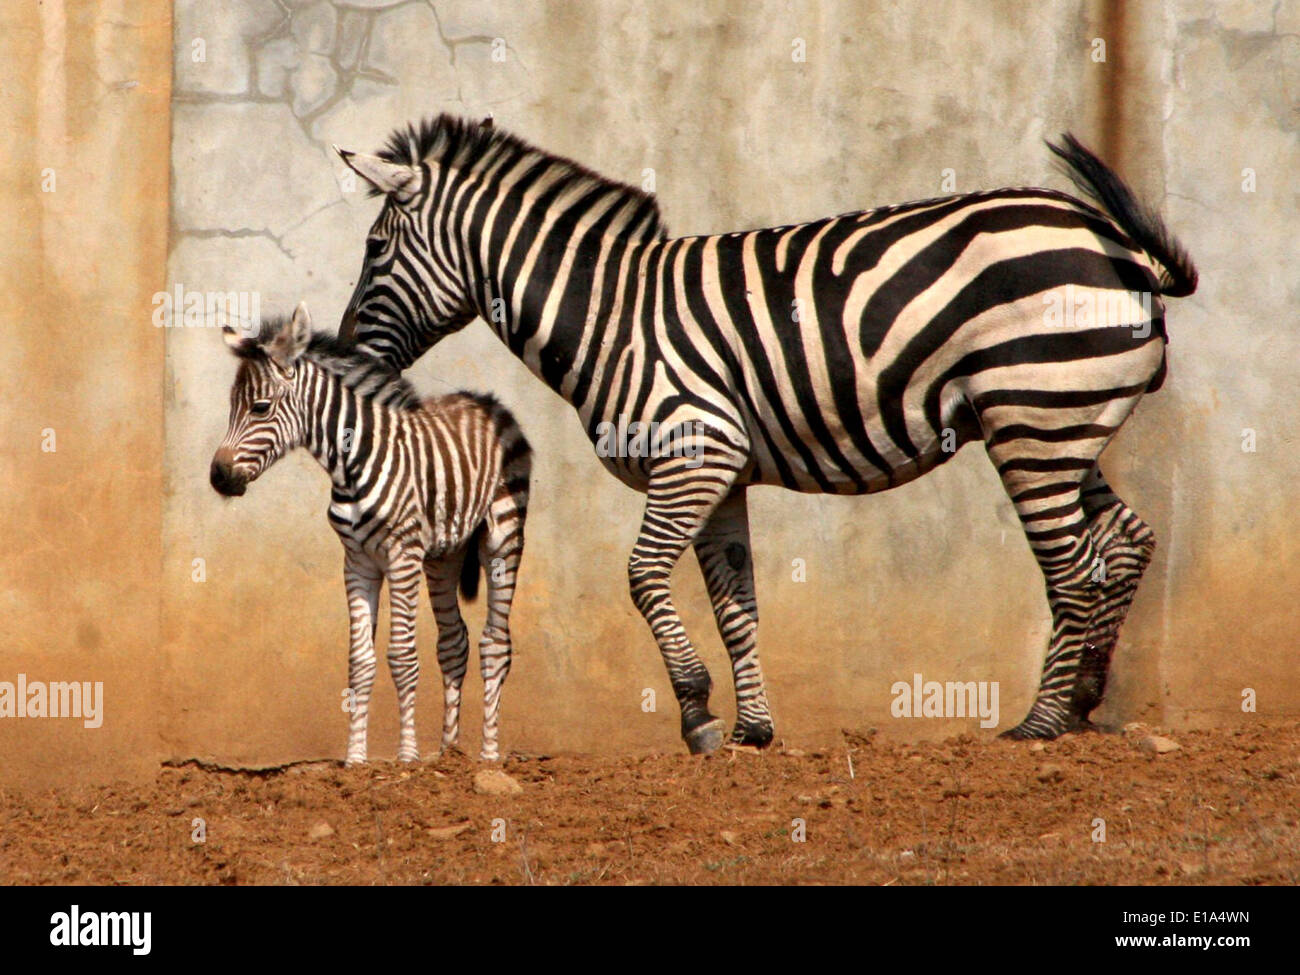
[460,521,485,601]
[1047,132,1199,298]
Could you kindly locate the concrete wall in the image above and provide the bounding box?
[3,0,1297,784]
[0,0,171,786]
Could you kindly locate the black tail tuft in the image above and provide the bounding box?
[460,522,485,601]
[1047,133,1198,298]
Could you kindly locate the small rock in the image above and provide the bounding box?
[308,822,334,840]
[426,822,471,840]
[899,849,916,863]
[783,748,807,758]
[1029,742,1047,753]
[720,830,739,846]
[1138,735,1180,755]
[1036,763,1065,783]
[473,768,523,795]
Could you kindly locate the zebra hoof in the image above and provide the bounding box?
[998,724,1047,741]
[999,717,1072,740]
[730,723,775,749]
[684,718,727,755]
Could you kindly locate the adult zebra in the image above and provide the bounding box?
[210,302,531,764]
[333,117,1196,752]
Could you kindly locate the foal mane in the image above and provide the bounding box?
[232,318,422,412]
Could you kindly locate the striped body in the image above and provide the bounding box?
[336,119,1195,748]
[513,188,1166,496]
[211,306,530,763]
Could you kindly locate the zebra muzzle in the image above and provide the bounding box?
[209,456,247,497]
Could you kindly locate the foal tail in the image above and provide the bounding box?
[459,521,485,601]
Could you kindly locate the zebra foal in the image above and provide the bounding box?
[209,302,531,764]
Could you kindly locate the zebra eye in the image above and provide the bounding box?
[251,400,272,417]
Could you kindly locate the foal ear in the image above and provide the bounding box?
[334,146,419,200]
[222,325,245,351]
[222,324,257,355]
[480,115,494,130]
[264,302,312,368]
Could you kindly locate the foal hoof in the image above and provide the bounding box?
[999,724,1051,741]
[999,712,1089,741]
[684,718,727,755]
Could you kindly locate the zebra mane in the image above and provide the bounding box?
[374,113,668,239]
[305,332,423,411]
[233,317,422,412]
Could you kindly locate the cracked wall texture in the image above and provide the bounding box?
[4,1,1296,784]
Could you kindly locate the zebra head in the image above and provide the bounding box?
[333,117,497,370]
[210,302,313,497]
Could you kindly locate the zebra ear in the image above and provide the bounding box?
[264,302,312,368]
[334,146,418,199]
[222,324,258,355]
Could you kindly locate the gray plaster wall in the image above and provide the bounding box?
[162,0,1300,764]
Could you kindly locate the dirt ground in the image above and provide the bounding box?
[2,721,1297,885]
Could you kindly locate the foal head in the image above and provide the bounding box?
[209,302,313,497]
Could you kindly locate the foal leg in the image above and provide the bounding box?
[343,556,382,766]
[477,492,526,761]
[385,555,423,762]
[424,555,470,754]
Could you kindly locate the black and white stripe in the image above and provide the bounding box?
[210,302,530,763]
[335,119,1196,749]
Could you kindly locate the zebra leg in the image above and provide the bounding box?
[996,472,1104,740]
[630,458,742,755]
[692,489,774,748]
[343,558,383,766]
[424,556,470,754]
[478,502,524,762]
[1070,467,1156,721]
[385,557,422,762]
